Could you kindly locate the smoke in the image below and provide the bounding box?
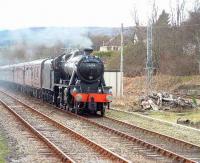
[0,27,93,65]
[9,27,92,48]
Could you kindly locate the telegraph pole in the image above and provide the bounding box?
[120,23,124,96]
[146,0,153,95]
[146,22,153,95]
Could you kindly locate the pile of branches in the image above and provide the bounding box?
[140,92,196,111]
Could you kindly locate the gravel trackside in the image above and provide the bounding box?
[0,104,61,163]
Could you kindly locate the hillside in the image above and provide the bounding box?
[0,27,124,47]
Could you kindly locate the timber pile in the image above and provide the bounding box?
[140,92,196,110]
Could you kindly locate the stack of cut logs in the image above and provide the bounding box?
[140,92,196,110]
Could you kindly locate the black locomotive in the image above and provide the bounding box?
[0,48,112,116]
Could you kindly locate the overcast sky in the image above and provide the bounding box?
[0,0,195,30]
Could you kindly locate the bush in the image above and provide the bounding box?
[93,51,120,70]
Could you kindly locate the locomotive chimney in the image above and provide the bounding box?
[84,48,93,55]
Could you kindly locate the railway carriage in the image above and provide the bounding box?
[0,65,14,82]
[0,48,112,116]
[14,63,25,85]
[24,59,46,97]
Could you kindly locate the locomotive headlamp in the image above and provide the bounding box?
[72,88,77,93]
[106,95,113,101]
[98,88,102,93]
[64,88,68,96]
[75,94,82,102]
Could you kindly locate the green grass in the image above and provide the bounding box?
[0,134,8,163]
[107,109,200,145]
[146,109,200,123]
[93,51,115,57]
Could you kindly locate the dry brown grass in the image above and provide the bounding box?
[112,75,200,109]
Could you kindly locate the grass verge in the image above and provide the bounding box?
[146,109,200,123]
[0,133,8,163]
[106,109,200,145]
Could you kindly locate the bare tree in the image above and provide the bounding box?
[194,0,200,12]
[131,4,140,45]
[169,0,176,25]
[179,0,186,23]
[151,0,158,24]
[133,6,139,26]
[169,0,186,26]
[176,0,181,26]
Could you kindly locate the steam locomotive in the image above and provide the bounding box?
[0,48,112,116]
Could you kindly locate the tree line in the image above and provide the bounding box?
[121,0,200,76]
[1,0,200,78]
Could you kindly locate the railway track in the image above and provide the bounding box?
[0,104,62,163]
[90,116,200,162]
[0,91,128,163]
[1,90,199,162]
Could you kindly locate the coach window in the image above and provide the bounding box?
[35,67,37,78]
[33,68,34,78]
[35,68,36,78]
[36,67,39,78]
